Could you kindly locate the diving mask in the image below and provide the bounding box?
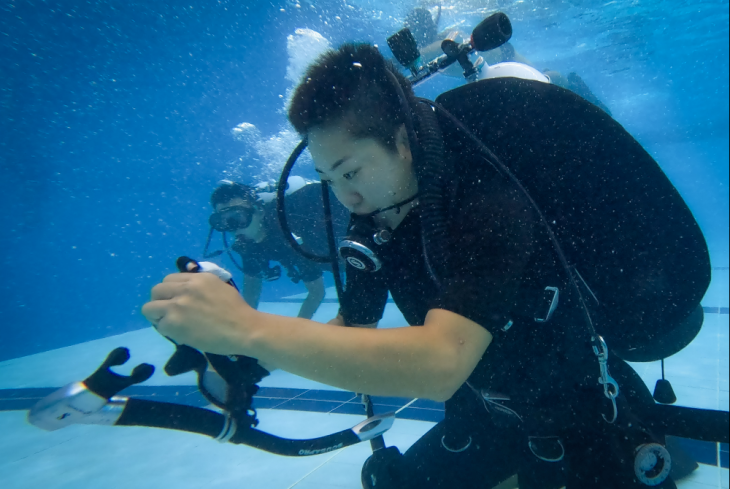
[209,205,255,232]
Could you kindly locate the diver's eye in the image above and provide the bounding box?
[343,170,358,181]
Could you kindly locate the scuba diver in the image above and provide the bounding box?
[140,41,714,488]
[206,179,343,320]
[405,5,613,115]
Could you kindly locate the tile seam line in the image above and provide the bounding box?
[325,393,360,414]
[327,399,354,414]
[718,444,723,489]
[286,449,344,489]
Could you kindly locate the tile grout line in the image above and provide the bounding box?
[286,449,344,489]
[326,394,360,415]
[718,314,722,489]
[272,389,313,409]
[718,315,722,411]
[717,443,722,489]
[716,322,720,489]
[396,398,419,414]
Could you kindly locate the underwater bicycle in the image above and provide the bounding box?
[27,12,728,487]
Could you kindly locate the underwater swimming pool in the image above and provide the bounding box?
[1,1,727,488]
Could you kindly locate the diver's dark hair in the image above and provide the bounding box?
[288,43,416,151]
[405,7,437,48]
[210,182,257,208]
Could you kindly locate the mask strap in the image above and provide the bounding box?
[222,232,245,272]
[202,227,224,258]
[202,229,244,274]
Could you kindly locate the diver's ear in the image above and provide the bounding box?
[394,124,412,163]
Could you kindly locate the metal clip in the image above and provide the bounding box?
[593,336,619,423]
[535,286,559,323]
[528,436,565,462]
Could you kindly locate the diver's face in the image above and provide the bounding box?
[309,124,417,217]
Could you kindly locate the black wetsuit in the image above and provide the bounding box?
[232,202,325,284]
[342,79,677,488]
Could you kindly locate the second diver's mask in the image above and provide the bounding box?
[338,193,418,272]
[209,204,255,233]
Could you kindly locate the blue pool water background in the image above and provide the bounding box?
[0,0,728,363]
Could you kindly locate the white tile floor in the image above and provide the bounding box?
[0,268,727,488]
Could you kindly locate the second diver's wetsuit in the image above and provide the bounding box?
[232,201,326,284]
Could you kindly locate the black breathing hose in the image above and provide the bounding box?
[275,139,332,264]
[384,68,449,288]
[320,181,347,298]
[411,100,450,287]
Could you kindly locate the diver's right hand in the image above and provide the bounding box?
[143,272,258,357]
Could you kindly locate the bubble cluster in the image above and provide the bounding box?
[225,28,328,184]
[230,122,261,144]
[286,28,331,86]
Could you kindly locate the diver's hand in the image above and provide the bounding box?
[142,273,255,355]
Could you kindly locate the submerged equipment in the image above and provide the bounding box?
[388,12,513,85]
[337,193,418,272]
[28,258,395,456]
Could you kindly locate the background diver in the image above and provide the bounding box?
[404,5,613,115]
[207,179,347,320]
[142,42,711,488]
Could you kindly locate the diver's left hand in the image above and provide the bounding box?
[142,273,255,355]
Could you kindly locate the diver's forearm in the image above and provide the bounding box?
[242,311,456,401]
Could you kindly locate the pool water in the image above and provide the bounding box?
[1,1,727,488]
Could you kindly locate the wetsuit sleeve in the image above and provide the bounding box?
[339,266,389,325]
[432,178,537,335]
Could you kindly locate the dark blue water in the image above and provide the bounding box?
[1,0,727,361]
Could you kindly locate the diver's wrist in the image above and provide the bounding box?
[236,306,266,357]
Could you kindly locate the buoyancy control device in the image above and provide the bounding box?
[432,77,711,363]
